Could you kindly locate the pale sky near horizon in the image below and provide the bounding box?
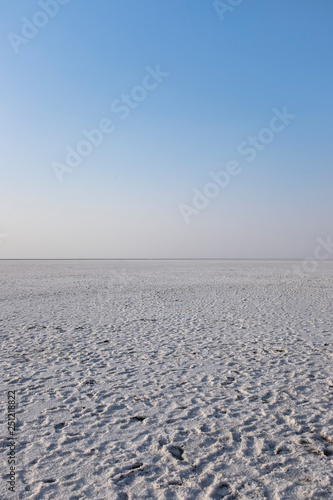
[0,1,332,259]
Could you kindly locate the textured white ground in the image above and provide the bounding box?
[1,260,333,500]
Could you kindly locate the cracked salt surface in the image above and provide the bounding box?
[1,259,333,499]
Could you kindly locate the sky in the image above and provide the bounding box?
[0,0,332,259]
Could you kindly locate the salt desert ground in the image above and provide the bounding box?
[1,259,333,499]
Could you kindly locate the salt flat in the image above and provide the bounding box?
[1,260,333,499]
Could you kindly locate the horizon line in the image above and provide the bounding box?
[1,258,333,262]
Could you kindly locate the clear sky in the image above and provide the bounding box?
[1,0,332,258]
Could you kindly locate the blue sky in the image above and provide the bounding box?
[0,0,332,258]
